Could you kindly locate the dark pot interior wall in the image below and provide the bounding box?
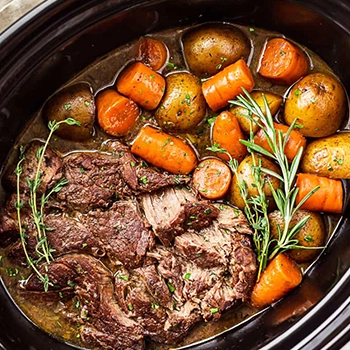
[0,0,350,349]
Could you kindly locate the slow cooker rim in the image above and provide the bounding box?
[1,1,350,350]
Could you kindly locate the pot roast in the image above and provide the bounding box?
[0,141,257,349]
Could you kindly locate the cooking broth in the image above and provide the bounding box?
[0,23,347,350]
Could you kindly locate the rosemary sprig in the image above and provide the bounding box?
[229,89,319,260]
[208,90,319,279]
[15,118,79,291]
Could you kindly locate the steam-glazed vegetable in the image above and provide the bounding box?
[43,82,95,141]
[155,72,206,132]
[258,37,309,85]
[96,89,140,136]
[211,110,247,162]
[116,61,165,110]
[300,133,350,179]
[229,154,281,211]
[182,24,250,78]
[131,125,198,174]
[229,91,282,134]
[137,36,168,71]
[284,73,346,137]
[192,158,232,199]
[295,173,343,214]
[251,253,302,308]
[269,210,326,263]
[202,59,255,111]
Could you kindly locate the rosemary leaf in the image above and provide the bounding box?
[240,140,275,159]
[260,167,284,182]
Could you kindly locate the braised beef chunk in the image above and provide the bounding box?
[24,254,145,350]
[174,232,226,268]
[84,201,155,268]
[0,210,18,246]
[5,141,63,194]
[24,261,77,292]
[214,203,253,236]
[56,148,189,212]
[118,150,190,193]
[56,152,129,212]
[141,187,219,246]
[136,264,173,309]
[164,301,201,338]
[8,214,105,264]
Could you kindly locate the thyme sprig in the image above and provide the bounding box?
[229,89,319,261]
[15,118,79,291]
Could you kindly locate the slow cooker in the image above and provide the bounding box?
[1,0,350,349]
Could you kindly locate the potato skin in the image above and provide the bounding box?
[155,72,206,132]
[300,132,350,179]
[284,73,346,138]
[43,83,95,141]
[182,24,250,78]
[230,91,282,134]
[229,154,281,211]
[269,210,326,263]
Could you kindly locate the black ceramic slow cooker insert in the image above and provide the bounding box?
[1,0,350,349]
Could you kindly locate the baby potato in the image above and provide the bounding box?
[269,209,326,263]
[182,24,250,78]
[155,72,206,132]
[284,73,346,138]
[229,154,281,211]
[229,91,283,134]
[43,82,95,141]
[300,132,350,179]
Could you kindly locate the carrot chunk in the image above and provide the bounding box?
[131,125,198,175]
[254,123,307,162]
[137,37,168,71]
[96,89,140,137]
[251,253,303,308]
[295,173,343,214]
[258,38,309,85]
[192,158,232,199]
[202,59,255,111]
[212,111,247,162]
[116,62,165,110]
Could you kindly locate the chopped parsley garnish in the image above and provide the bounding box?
[184,273,191,279]
[166,62,178,70]
[167,282,175,293]
[117,274,129,281]
[140,176,148,184]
